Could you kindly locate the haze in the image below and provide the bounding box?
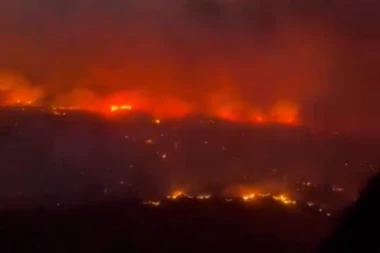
[1,0,380,133]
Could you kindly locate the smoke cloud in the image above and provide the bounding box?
[1,0,380,133]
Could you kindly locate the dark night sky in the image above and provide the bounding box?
[0,0,380,133]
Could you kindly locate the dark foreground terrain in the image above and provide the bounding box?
[0,198,331,253]
[0,107,379,253]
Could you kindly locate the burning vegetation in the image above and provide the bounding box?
[141,190,333,218]
[147,191,298,207]
[2,98,300,127]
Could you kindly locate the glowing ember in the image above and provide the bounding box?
[53,106,81,111]
[272,194,296,205]
[145,139,154,144]
[110,105,118,112]
[143,201,160,207]
[110,104,132,112]
[166,191,194,200]
[332,186,344,192]
[5,100,34,106]
[120,105,132,110]
[167,191,185,200]
[240,192,296,205]
[257,193,271,198]
[164,191,296,206]
[242,193,255,201]
[196,194,212,200]
[53,111,66,116]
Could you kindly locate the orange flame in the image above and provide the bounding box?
[2,87,301,127]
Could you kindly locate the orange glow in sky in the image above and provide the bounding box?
[2,91,301,126]
[101,93,300,126]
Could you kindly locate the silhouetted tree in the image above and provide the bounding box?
[315,170,380,252]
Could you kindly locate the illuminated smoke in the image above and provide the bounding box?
[0,71,44,105]
[1,0,380,132]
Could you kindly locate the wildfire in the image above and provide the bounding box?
[166,191,214,201]
[272,194,296,205]
[196,194,212,200]
[242,194,256,201]
[52,106,81,111]
[53,111,66,116]
[242,192,296,205]
[165,190,296,206]
[105,100,300,125]
[3,99,33,106]
[2,93,301,127]
[142,192,329,216]
[110,104,132,112]
[143,201,160,207]
[167,191,187,200]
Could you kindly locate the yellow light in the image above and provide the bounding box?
[143,201,160,207]
[272,194,296,205]
[110,104,132,112]
[242,193,255,201]
[110,105,119,112]
[196,194,211,200]
[167,191,184,200]
[121,105,132,110]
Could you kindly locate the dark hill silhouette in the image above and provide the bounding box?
[0,198,330,253]
[315,170,380,252]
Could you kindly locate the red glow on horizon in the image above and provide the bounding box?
[250,111,266,124]
[102,94,300,126]
[151,98,192,119]
[110,104,133,112]
[3,90,301,127]
[216,107,238,122]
